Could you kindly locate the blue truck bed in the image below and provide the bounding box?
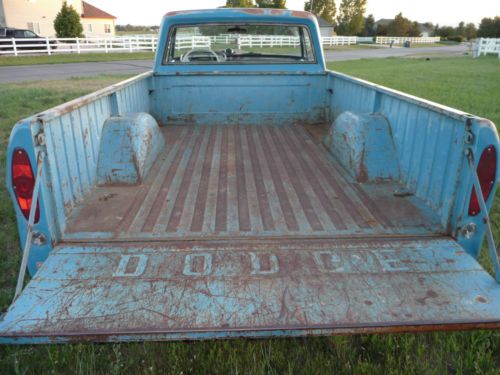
[2,8,500,343]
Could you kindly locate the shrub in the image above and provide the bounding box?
[447,35,464,43]
[54,1,84,38]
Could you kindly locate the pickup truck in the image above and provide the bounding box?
[2,9,500,344]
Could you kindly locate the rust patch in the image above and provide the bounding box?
[416,289,439,305]
[357,148,368,183]
[99,193,118,202]
[242,8,266,15]
[476,296,488,303]
[165,10,202,17]
[270,9,286,15]
[291,10,312,18]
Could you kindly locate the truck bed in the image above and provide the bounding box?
[64,124,441,241]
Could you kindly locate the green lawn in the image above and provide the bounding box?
[1,57,500,374]
[0,52,154,66]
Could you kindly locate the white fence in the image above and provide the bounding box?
[1,35,445,56]
[175,36,211,50]
[323,36,357,46]
[356,36,375,44]
[375,36,440,45]
[0,35,158,56]
[474,38,500,58]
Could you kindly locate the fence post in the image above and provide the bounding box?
[45,37,51,55]
[474,38,481,58]
[76,37,81,54]
[12,38,17,56]
[151,35,155,52]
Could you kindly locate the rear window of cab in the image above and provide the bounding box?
[164,23,316,65]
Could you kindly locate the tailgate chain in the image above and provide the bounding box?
[13,151,45,301]
[466,148,500,283]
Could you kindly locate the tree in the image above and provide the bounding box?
[256,0,286,8]
[386,13,412,36]
[225,0,255,7]
[409,21,421,37]
[304,0,336,24]
[456,21,465,37]
[464,23,477,40]
[359,14,375,36]
[53,1,83,38]
[435,25,454,39]
[336,0,367,35]
[432,23,440,37]
[478,16,500,38]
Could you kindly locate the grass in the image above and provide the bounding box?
[0,52,154,66]
[0,57,500,373]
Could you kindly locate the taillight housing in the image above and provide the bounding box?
[469,145,497,216]
[11,148,40,223]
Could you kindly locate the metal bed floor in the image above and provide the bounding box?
[64,124,442,241]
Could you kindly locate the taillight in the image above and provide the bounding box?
[12,149,40,223]
[469,145,497,216]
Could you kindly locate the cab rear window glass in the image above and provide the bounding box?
[165,23,315,65]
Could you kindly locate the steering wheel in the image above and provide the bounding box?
[181,49,221,62]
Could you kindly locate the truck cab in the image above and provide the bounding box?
[1,9,500,344]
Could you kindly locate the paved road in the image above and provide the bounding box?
[324,44,469,61]
[0,60,153,83]
[0,45,469,83]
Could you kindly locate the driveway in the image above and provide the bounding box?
[0,45,469,83]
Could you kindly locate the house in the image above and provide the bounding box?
[0,0,116,37]
[81,1,116,37]
[417,23,433,37]
[316,15,334,37]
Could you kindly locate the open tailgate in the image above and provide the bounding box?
[1,237,500,344]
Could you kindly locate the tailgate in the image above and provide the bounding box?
[1,237,500,344]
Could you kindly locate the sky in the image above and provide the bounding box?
[90,0,499,27]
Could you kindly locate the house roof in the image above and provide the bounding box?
[315,15,333,28]
[82,1,116,19]
[375,18,392,26]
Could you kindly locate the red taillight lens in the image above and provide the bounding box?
[469,145,497,216]
[12,149,40,223]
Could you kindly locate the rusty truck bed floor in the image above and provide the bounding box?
[64,124,442,241]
